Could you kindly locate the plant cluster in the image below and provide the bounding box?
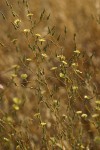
[0,0,100,149]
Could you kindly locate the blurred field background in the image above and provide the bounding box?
[0,0,100,149]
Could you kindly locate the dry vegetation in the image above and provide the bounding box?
[0,0,100,149]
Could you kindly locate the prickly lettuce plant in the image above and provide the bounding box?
[0,0,100,150]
